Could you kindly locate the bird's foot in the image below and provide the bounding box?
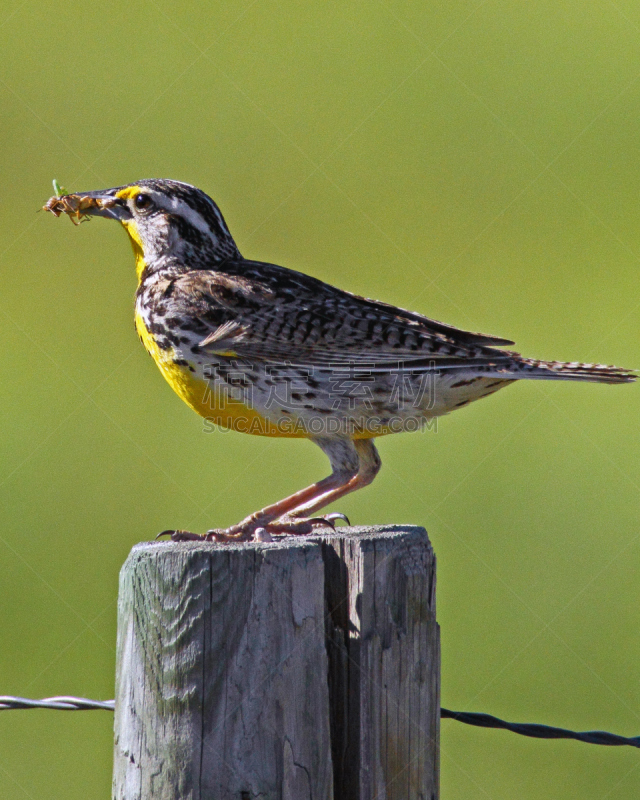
[261,511,350,538]
[155,528,242,543]
[156,512,350,544]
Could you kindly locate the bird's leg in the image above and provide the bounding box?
[285,438,381,520]
[220,476,353,540]
[162,438,364,543]
[215,438,363,541]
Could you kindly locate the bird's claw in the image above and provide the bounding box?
[156,529,205,542]
[323,512,351,526]
[155,528,244,543]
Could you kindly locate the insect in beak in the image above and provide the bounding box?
[42,186,131,224]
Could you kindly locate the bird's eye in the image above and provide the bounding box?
[133,193,154,213]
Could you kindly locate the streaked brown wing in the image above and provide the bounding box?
[176,263,516,370]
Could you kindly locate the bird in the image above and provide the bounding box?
[43,179,635,541]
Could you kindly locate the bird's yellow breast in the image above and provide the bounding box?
[134,311,306,437]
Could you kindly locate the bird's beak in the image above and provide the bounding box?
[80,190,133,221]
[42,188,133,222]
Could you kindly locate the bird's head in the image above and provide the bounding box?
[44,179,240,280]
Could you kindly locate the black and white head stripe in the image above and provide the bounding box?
[134,179,240,262]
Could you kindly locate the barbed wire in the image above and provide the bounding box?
[440,708,640,748]
[0,696,114,711]
[1,696,638,748]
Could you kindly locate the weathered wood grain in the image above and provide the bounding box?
[318,526,439,800]
[112,526,438,800]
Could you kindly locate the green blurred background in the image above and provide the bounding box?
[1,1,640,797]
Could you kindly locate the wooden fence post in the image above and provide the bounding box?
[112,525,439,800]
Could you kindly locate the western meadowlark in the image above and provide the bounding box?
[44,179,635,541]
